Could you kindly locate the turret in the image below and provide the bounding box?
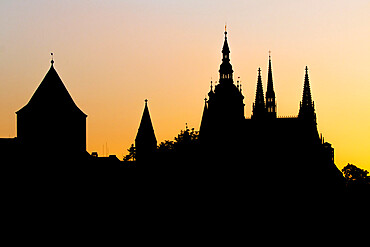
[16,56,87,159]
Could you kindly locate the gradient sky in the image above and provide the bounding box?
[0,0,369,171]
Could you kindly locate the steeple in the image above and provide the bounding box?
[252,68,266,119]
[199,98,209,136]
[135,99,157,162]
[265,51,276,118]
[298,66,316,123]
[219,27,233,84]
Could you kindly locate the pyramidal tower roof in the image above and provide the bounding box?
[17,59,86,117]
[135,99,157,145]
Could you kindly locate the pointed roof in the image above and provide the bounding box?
[255,68,265,107]
[135,100,157,144]
[301,66,313,107]
[222,30,230,55]
[200,98,208,133]
[266,52,275,98]
[219,28,233,83]
[299,66,316,121]
[252,68,266,119]
[17,60,86,117]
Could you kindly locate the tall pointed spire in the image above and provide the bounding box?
[135,99,157,162]
[298,66,316,123]
[219,27,233,84]
[252,68,266,119]
[265,51,277,118]
[199,98,209,136]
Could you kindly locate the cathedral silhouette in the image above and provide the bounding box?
[134,29,345,193]
[0,29,345,193]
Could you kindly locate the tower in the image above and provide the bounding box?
[252,68,266,119]
[219,27,233,83]
[16,57,87,159]
[265,52,277,118]
[298,66,320,145]
[135,99,157,163]
[206,28,245,130]
[298,66,316,123]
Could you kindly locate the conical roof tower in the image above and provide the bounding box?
[16,57,87,157]
[135,100,157,162]
[17,59,86,117]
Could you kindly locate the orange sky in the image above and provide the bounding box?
[0,0,369,171]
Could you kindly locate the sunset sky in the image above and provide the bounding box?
[0,0,369,171]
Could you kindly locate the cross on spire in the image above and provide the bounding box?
[51,52,54,65]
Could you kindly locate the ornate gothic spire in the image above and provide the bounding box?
[265,51,276,118]
[298,66,316,123]
[252,68,266,119]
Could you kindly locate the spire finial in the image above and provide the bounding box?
[51,52,54,65]
[305,66,309,74]
[145,99,148,104]
[224,23,227,37]
[269,50,271,59]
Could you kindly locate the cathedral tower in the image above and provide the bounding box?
[252,68,266,119]
[265,52,277,118]
[219,27,233,84]
[206,28,245,130]
[298,66,316,123]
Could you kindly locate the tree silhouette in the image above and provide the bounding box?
[123,144,136,162]
[342,163,370,185]
[174,127,199,149]
[157,140,175,153]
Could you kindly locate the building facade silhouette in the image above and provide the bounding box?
[197,29,344,192]
[0,31,345,194]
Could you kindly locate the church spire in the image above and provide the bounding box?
[135,99,157,162]
[219,27,233,84]
[298,66,316,123]
[252,68,266,119]
[199,98,209,137]
[265,51,276,118]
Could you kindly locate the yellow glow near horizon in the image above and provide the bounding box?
[0,0,369,171]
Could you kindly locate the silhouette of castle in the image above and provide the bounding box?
[135,29,345,193]
[0,30,345,193]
